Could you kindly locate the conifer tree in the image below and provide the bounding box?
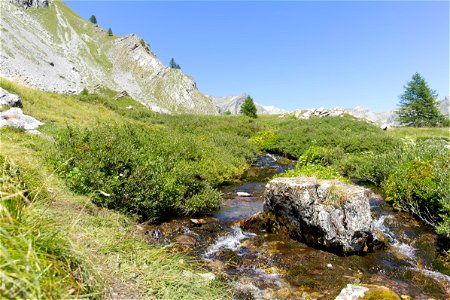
[240,96,258,118]
[108,28,113,36]
[89,15,97,24]
[169,58,181,69]
[397,73,446,127]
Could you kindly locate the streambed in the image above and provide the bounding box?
[142,154,450,299]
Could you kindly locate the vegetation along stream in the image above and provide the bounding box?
[140,154,450,300]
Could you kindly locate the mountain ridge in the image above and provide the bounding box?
[0,0,217,114]
[212,94,287,115]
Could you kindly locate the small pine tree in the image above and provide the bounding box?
[240,96,258,118]
[80,88,89,96]
[108,28,113,36]
[397,73,446,127]
[89,15,97,24]
[169,58,181,69]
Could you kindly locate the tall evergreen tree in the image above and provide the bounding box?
[89,15,97,24]
[240,96,258,118]
[169,58,181,69]
[397,73,445,127]
[107,28,113,36]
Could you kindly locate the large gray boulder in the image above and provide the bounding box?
[0,107,43,133]
[0,87,22,108]
[264,177,383,254]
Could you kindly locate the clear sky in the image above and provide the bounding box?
[66,0,449,112]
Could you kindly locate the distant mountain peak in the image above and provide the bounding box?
[211,94,287,115]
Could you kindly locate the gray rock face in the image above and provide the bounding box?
[264,177,382,254]
[0,107,43,133]
[0,87,22,108]
[15,0,48,8]
[438,96,449,117]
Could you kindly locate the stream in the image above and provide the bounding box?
[143,154,450,299]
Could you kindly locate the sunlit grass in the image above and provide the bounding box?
[387,127,449,140]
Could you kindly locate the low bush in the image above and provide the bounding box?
[297,146,345,167]
[266,116,401,158]
[50,122,256,221]
[249,130,278,151]
[384,156,450,236]
[342,140,448,185]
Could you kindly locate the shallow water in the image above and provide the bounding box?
[145,154,450,299]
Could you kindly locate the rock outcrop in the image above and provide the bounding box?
[264,177,383,254]
[0,87,22,108]
[15,0,49,9]
[1,1,216,114]
[212,94,286,115]
[0,107,43,133]
[294,107,345,119]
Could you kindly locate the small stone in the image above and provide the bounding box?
[327,263,333,269]
[237,191,252,197]
[197,272,216,281]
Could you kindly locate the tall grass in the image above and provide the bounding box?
[0,156,96,299]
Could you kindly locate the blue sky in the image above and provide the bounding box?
[66,1,449,112]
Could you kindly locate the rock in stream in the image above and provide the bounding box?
[264,177,385,254]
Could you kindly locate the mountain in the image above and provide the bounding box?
[347,96,449,126]
[0,0,217,114]
[345,106,398,126]
[438,96,449,117]
[212,94,287,115]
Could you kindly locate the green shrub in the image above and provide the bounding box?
[281,165,351,184]
[50,126,216,220]
[49,122,256,221]
[249,130,278,151]
[384,156,450,236]
[297,146,344,167]
[342,140,448,185]
[270,116,401,158]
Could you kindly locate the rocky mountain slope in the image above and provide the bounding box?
[212,94,287,115]
[0,0,217,114]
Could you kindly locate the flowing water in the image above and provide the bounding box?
[143,154,450,299]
